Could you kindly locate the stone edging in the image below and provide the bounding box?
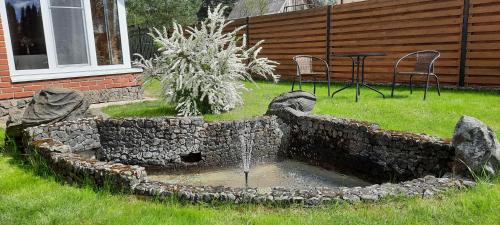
[24,117,477,206]
[133,175,475,205]
[31,139,147,191]
[31,136,475,206]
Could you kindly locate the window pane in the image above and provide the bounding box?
[50,0,82,7]
[91,0,123,65]
[4,0,48,70]
[50,7,89,65]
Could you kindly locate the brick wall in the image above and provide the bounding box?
[0,15,140,101]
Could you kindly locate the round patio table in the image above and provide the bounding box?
[332,52,386,102]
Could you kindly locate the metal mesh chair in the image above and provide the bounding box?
[292,55,331,96]
[391,50,441,100]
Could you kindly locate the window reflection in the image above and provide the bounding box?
[91,0,123,65]
[5,0,49,70]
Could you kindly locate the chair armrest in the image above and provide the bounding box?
[428,53,441,74]
[394,52,418,74]
[312,56,330,76]
[293,55,330,72]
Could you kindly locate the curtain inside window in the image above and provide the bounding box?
[50,0,89,65]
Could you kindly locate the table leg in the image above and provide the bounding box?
[360,56,385,99]
[331,58,355,98]
[351,59,355,82]
[359,56,366,96]
[331,84,352,96]
[362,84,386,98]
[332,54,387,101]
[361,57,366,84]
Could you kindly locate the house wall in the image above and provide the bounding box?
[0,15,143,117]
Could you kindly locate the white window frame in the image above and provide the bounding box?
[0,0,141,83]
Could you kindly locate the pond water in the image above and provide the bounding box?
[148,160,371,189]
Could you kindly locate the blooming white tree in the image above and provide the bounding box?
[135,4,279,116]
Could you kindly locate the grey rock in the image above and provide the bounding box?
[461,180,476,188]
[452,116,500,175]
[5,108,24,137]
[422,189,434,198]
[6,88,90,139]
[360,194,379,202]
[23,88,90,127]
[342,194,361,203]
[305,197,321,205]
[265,91,316,118]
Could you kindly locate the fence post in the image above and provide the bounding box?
[459,0,470,87]
[326,5,332,74]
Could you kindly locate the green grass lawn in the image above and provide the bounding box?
[2,81,500,224]
[104,81,500,139]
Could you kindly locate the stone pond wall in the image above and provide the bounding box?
[96,117,285,169]
[23,118,100,152]
[277,111,455,182]
[28,136,474,206]
[20,112,455,182]
[30,139,146,191]
[19,114,473,206]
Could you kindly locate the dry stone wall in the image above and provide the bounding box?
[277,111,455,182]
[28,137,474,206]
[31,139,146,191]
[96,117,285,169]
[23,118,100,152]
[20,115,474,206]
[21,111,455,183]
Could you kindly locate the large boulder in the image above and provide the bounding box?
[265,91,316,118]
[6,88,90,138]
[452,116,500,176]
[22,88,89,126]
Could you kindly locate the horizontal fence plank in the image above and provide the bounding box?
[332,0,462,21]
[465,0,500,86]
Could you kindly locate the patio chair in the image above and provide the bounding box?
[391,50,441,100]
[292,55,331,96]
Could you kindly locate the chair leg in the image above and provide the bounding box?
[351,61,355,82]
[409,75,413,94]
[327,72,331,97]
[298,75,303,91]
[313,76,317,95]
[434,75,441,96]
[291,79,295,92]
[424,74,431,100]
[391,72,397,97]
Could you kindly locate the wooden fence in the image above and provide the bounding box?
[466,0,500,86]
[129,26,158,61]
[227,0,500,87]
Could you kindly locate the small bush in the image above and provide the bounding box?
[135,4,279,116]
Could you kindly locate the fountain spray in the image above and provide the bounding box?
[240,132,254,189]
[243,152,251,188]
